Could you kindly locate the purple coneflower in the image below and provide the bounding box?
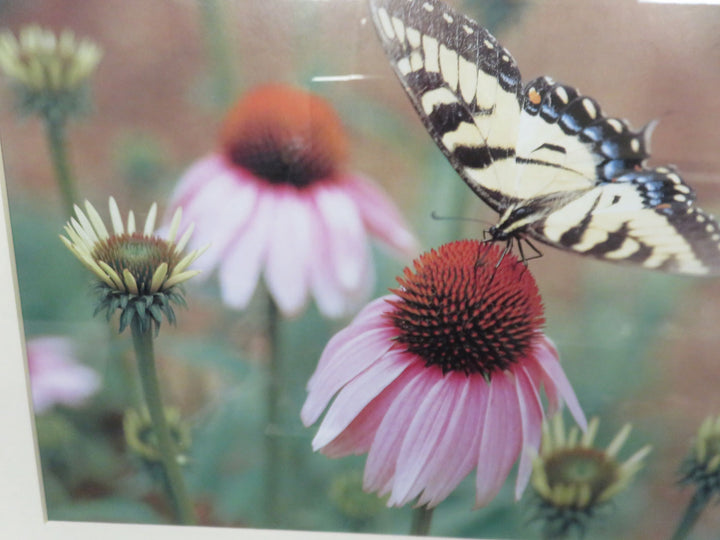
[167,84,417,318]
[302,240,586,509]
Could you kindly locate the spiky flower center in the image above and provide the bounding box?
[388,240,544,377]
[545,449,617,505]
[220,84,348,188]
[93,233,180,295]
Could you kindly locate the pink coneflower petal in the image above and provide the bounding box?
[514,365,545,499]
[364,364,438,495]
[308,297,393,381]
[390,372,466,505]
[217,193,273,309]
[349,295,396,331]
[302,327,400,425]
[321,364,419,458]
[474,372,522,507]
[307,209,355,318]
[312,184,369,292]
[417,376,487,507]
[342,174,419,257]
[523,347,559,418]
[533,338,587,431]
[169,154,226,209]
[179,166,259,273]
[27,336,100,413]
[264,187,313,315]
[311,348,415,450]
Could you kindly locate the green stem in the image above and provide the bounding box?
[131,324,195,525]
[671,489,712,540]
[264,296,282,526]
[410,505,434,536]
[43,116,78,218]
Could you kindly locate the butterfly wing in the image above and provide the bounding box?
[369,0,652,209]
[369,0,524,212]
[515,76,652,197]
[531,167,720,274]
[370,0,720,274]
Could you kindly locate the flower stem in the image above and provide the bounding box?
[43,116,78,218]
[410,505,434,536]
[131,323,195,525]
[264,296,282,526]
[671,489,712,540]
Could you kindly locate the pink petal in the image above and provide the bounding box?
[179,167,259,273]
[301,331,403,427]
[167,154,226,210]
[320,363,421,457]
[513,366,544,500]
[523,343,560,417]
[532,337,587,431]
[27,337,100,414]
[27,336,73,365]
[307,204,353,318]
[389,371,466,506]
[311,183,369,292]
[351,295,395,323]
[32,363,100,413]
[311,350,415,451]
[308,296,396,383]
[264,188,313,316]
[217,191,274,309]
[474,371,522,507]
[342,173,419,257]
[363,363,438,498]
[418,374,489,507]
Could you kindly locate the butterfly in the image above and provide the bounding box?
[369,0,720,275]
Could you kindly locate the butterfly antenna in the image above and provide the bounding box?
[430,211,493,228]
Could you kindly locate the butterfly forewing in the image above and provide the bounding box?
[369,0,524,211]
[369,0,720,275]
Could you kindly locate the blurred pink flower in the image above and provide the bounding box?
[301,240,586,509]
[167,84,417,318]
[27,336,100,414]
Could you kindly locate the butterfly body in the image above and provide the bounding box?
[369,0,720,275]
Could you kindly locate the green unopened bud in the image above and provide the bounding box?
[529,415,651,538]
[0,25,101,121]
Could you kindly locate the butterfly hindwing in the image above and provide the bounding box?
[370,0,720,275]
[535,167,720,274]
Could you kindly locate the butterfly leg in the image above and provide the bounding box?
[520,238,543,263]
[492,238,514,269]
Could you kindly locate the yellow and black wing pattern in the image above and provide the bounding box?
[369,0,720,275]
